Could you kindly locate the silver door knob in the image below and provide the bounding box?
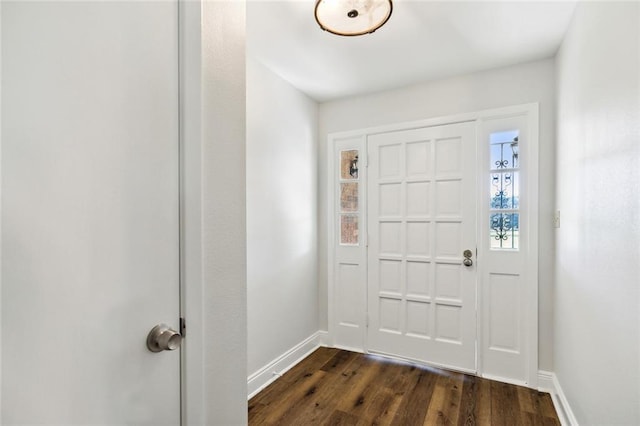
[147,324,182,352]
[463,249,473,267]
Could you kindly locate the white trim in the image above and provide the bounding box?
[538,370,579,426]
[537,369,555,392]
[323,105,538,142]
[0,1,3,416]
[179,1,204,424]
[317,330,330,346]
[326,135,336,348]
[247,331,328,399]
[527,104,540,388]
[326,103,539,386]
[553,373,579,426]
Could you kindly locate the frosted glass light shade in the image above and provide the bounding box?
[315,0,393,36]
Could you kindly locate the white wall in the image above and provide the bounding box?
[319,59,557,370]
[246,57,319,376]
[555,2,639,424]
[201,1,248,424]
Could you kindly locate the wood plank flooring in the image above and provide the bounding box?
[248,347,560,425]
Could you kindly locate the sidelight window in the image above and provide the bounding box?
[339,150,359,245]
[489,131,520,250]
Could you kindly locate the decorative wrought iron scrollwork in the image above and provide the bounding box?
[489,134,520,250]
[495,159,509,169]
[491,213,513,241]
[492,136,519,170]
[491,173,515,209]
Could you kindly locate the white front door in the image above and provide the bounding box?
[2,2,181,423]
[367,122,477,371]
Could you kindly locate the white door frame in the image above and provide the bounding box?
[179,1,204,424]
[327,103,539,387]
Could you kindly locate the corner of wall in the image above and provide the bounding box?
[538,371,579,426]
[248,331,327,399]
[201,1,248,424]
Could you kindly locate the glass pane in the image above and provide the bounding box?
[490,172,519,209]
[490,213,519,250]
[341,150,359,180]
[490,130,519,170]
[340,214,359,245]
[340,183,358,212]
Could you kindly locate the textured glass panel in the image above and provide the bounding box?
[490,172,519,209]
[490,130,519,170]
[340,183,358,212]
[490,213,519,250]
[340,214,358,245]
[340,150,359,180]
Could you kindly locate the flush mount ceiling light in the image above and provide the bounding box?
[315,0,393,37]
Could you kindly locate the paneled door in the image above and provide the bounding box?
[2,2,181,424]
[367,122,477,371]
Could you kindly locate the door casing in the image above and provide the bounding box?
[327,103,539,387]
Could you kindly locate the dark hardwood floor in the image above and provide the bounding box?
[248,347,560,425]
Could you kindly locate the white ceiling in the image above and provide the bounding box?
[247,1,577,102]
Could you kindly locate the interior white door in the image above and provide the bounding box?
[2,2,180,424]
[367,122,477,371]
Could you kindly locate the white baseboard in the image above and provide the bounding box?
[537,370,555,392]
[538,370,579,426]
[247,331,328,399]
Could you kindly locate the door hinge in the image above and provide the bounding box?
[180,317,186,338]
